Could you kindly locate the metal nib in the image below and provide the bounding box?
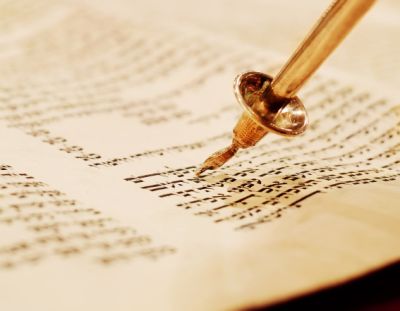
[195,143,239,176]
[194,0,375,177]
[195,71,308,177]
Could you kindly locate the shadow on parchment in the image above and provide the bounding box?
[245,261,400,311]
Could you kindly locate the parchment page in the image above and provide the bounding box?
[114,0,400,87]
[0,1,399,311]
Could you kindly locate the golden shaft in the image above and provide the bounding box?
[196,0,376,176]
[270,0,376,99]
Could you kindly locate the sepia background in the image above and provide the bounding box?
[92,0,400,87]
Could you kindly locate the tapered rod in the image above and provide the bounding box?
[270,0,376,99]
[196,0,376,176]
